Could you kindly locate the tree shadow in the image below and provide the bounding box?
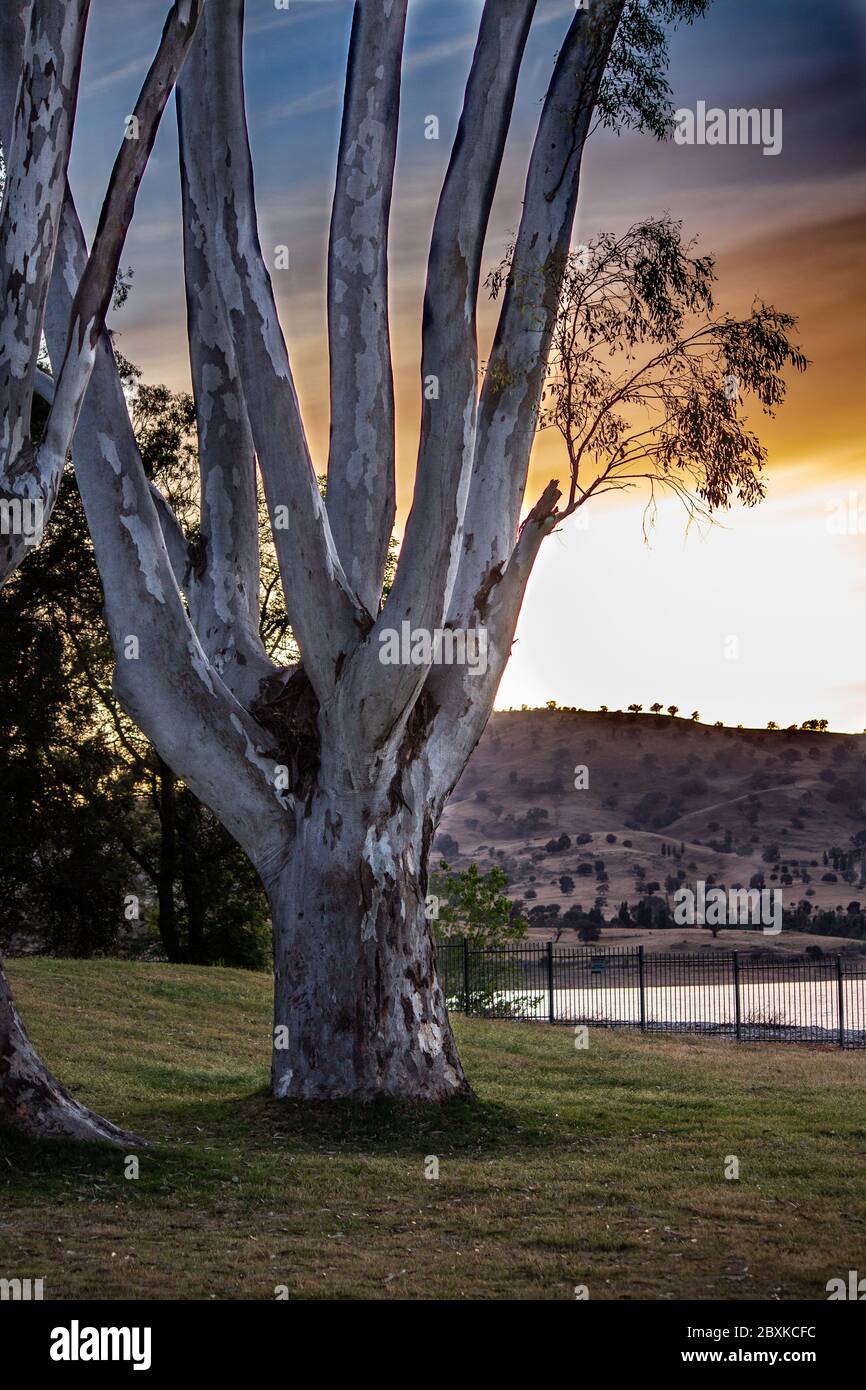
[0,1080,590,1199]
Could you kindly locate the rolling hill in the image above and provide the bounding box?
[438,710,866,953]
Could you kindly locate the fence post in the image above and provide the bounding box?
[462,936,470,1016]
[546,940,555,1024]
[638,945,647,1032]
[733,951,741,1041]
[837,955,845,1049]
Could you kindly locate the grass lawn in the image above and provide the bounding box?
[2,958,864,1301]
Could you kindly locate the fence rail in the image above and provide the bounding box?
[434,940,866,1048]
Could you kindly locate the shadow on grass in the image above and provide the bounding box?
[0,1080,597,1203]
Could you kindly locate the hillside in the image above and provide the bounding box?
[438,711,866,951]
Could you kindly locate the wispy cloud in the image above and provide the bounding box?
[85,54,150,97]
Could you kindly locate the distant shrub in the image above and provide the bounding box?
[544,832,571,853]
[681,775,709,796]
[435,833,459,857]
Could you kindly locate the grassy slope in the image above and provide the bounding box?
[2,958,864,1301]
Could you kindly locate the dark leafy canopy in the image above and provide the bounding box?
[0,462,270,966]
[489,216,807,526]
[0,541,134,957]
[0,356,275,966]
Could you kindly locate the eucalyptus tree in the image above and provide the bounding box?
[5,0,804,1115]
[0,0,204,1142]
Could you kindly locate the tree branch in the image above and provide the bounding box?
[148,481,190,592]
[43,188,292,878]
[39,0,205,486]
[326,0,407,617]
[176,0,366,702]
[0,0,89,582]
[1,0,206,587]
[177,50,280,708]
[425,481,562,810]
[447,0,625,631]
[340,0,538,757]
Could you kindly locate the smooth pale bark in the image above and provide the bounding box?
[178,64,278,708]
[177,0,366,704]
[43,192,289,877]
[426,483,562,812]
[0,0,203,1145]
[0,961,141,1145]
[1,0,205,585]
[325,0,407,617]
[40,0,205,483]
[344,0,538,753]
[448,0,625,633]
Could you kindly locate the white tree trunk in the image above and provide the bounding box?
[0,962,141,1145]
[268,783,468,1101]
[0,0,203,1146]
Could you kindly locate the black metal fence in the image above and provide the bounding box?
[434,939,866,1047]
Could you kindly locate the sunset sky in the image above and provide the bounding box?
[67,0,866,730]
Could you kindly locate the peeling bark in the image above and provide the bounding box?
[1,0,205,589]
[0,961,142,1146]
[0,0,89,581]
[268,786,468,1102]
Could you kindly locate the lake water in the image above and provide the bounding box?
[496,979,866,1043]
